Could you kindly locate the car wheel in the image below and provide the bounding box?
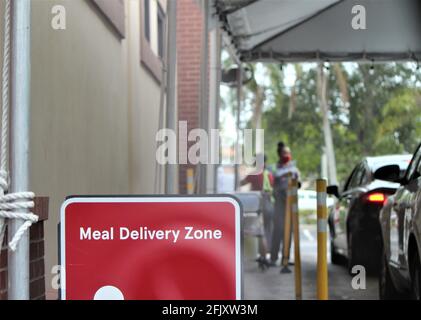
[411,250,421,300]
[330,239,342,265]
[379,251,400,300]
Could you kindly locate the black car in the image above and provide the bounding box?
[327,155,412,274]
[379,144,421,300]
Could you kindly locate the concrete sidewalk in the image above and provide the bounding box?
[243,224,379,300]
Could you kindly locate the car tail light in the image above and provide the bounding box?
[365,192,386,204]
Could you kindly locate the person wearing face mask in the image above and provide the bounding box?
[270,142,301,267]
[240,154,274,270]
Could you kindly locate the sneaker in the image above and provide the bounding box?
[255,257,270,271]
[280,266,292,274]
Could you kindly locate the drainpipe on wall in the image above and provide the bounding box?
[207,28,221,194]
[164,0,177,194]
[198,0,209,194]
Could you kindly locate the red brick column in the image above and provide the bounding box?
[0,230,7,300]
[177,0,204,194]
[0,197,49,300]
[29,223,46,299]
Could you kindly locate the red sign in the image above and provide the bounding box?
[60,196,242,300]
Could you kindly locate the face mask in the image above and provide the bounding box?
[281,154,292,164]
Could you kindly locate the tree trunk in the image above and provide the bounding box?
[317,64,338,186]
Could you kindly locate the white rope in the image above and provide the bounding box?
[0,0,37,252]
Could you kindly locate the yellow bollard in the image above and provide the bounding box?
[281,173,293,273]
[316,179,329,300]
[291,178,302,300]
[187,168,194,195]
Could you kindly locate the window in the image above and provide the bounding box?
[360,162,370,185]
[406,144,421,181]
[140,0,165,83]
[416,157,421,180]
[92,0,126,38]
[157,4,165,59]
[343,168,356,192]
[346,163,364,190]
[353,164,365,187]
[144,0,151,42]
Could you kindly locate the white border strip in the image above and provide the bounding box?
[60,197,242,300]
[317,192,327,207]
[317,219,328,233]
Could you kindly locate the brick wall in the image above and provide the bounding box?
[177,0,204,194]
[0,197,49,300]
[30,222,46,300]
[0,230,7,300]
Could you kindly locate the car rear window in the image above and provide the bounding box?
[372,160,411,179]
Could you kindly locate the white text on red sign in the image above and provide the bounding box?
[80,226,223,243]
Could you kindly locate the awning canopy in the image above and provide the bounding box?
[214,0,421,63]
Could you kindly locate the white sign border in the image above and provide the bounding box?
[60,196,242,300]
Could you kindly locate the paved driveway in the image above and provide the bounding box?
[243,223,379,300]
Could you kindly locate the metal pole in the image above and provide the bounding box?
[207,28,221,194]
[213,31,222,194]
[155,2,168,195]
[316,179,329,300]
[8,0,31,300]
[234,67,242,191]
[198,0,209,194]
[165,0,177,194]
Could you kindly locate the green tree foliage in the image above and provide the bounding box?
[376,88,421,154]
[260,62,421,183]
[263,65,323,180]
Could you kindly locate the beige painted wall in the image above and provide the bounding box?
[1,0,167,299]
[126,0,165,194]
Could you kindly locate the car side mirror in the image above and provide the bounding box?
[327,185,340,198]
[374,165,401,183]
